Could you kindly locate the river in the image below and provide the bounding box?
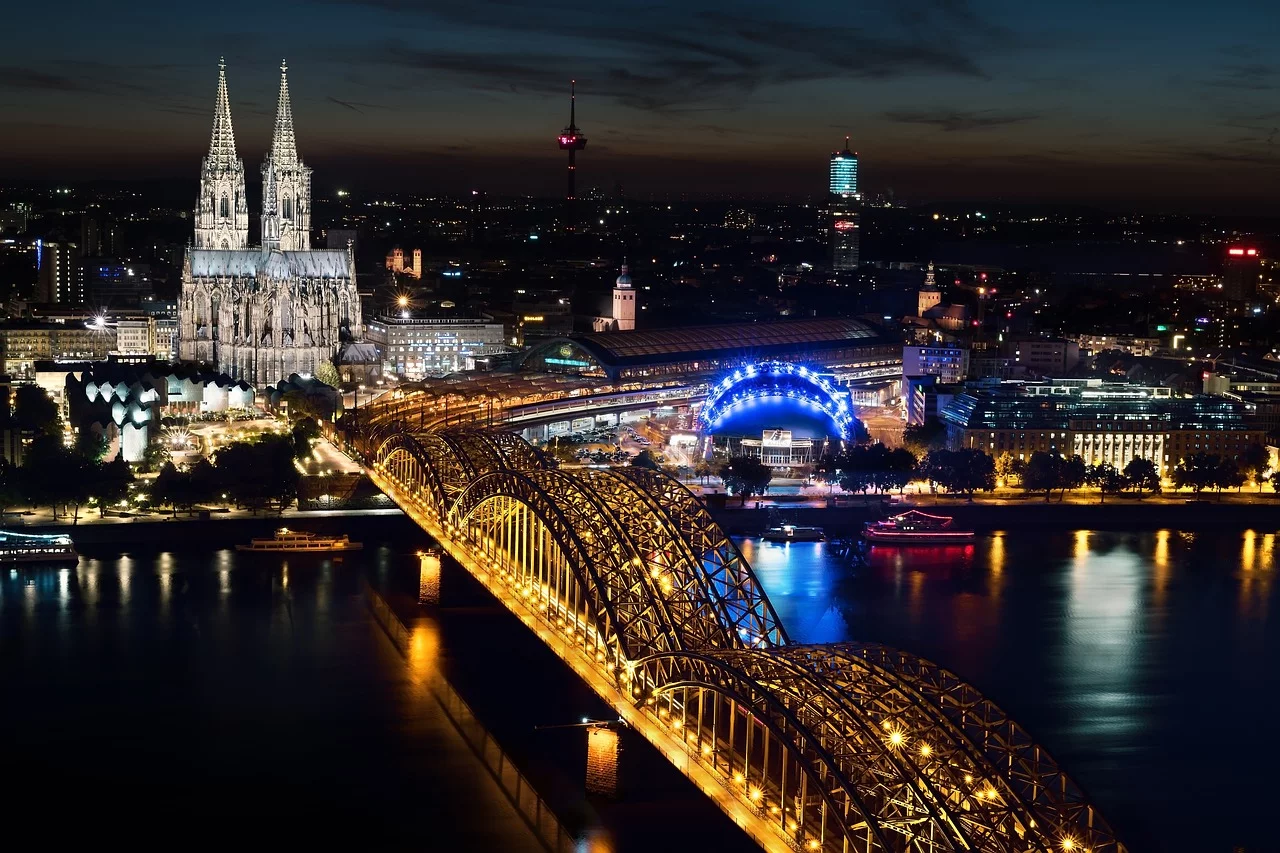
[3,526,1275,851]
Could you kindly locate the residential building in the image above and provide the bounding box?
[903,344,969,384]
[36,240,83,306]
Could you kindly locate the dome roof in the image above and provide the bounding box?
[615,262,632,289]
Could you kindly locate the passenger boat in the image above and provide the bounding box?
[236,528,363,553]
[0,530,78,563]
[762,523,826,543]
[863,511,975,545]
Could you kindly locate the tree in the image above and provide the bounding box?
[631,449,662,470]
[1214,457,1245,498]
[994,452,1020,488]
[881,448,918,494]
[0,458,23,513]
[11,385,60,437]
[1173,453,1219,494]
[137,439,170,474]
[1058,455,1088,501]
[292,419,320,460]
[1122,458,1160,498]
[919,448,994,498]
[89,456,133,517]
[1021,451,1061,502]
[1085,463,1126,504]
[719,455,772,504]
[212,435,300,513]
[1240,442,1270,492]
[314,359,341,389]
[903,418,948,458]
[1270,469,1280,495]
[693,459,715,484]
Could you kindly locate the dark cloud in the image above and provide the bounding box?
[326,95,393,113]
[883,109,1041,131]
[1205,63,1278,91]
[0,66,96,93]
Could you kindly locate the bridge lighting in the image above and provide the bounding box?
[919,742,932,757]
[748,786,762,803]
[733,771,745,785]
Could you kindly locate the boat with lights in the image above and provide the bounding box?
[0,530,78,563]
[762,523,826,543]
[862,511,974,545]
[237,528,363,553]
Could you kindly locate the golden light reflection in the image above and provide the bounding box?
[1152,529,1170,607]
[407,619,441,686]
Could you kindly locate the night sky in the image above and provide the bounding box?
[6,0,1280,207]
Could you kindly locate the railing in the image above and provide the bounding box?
[364,581,577,853]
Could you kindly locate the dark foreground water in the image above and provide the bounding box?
[739,530,1280,853]
[4,527,1275,852]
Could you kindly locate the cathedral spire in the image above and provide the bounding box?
[270,60,298,165]
[208,57,239,166]
[195,58,248,250]
[261,59,311,251]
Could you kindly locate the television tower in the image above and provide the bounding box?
[557,80,587,226]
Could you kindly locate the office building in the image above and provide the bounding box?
[0,320,116,378]
[828,137,860,271]
[115,319,154,355]
[940,379,1263,474]
[365,311,507,380]
[82,259,151,307]
[1222,246,1262,303]
[903,344,969,384]
[1007,338,1079,376]
[37,240,83,306]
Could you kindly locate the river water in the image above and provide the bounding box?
[4,527,1275,851]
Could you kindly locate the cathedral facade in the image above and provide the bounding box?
[178,60,361,389]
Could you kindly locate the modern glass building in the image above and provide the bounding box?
[939,379,1263,474]
[829,138,860,270]
[829,138,859,198]
[365,312,508,380]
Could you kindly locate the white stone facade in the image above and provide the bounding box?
[178,60,361,389]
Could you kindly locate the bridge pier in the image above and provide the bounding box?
[585,724,619,797]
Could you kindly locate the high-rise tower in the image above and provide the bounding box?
[829,136,861,271]
[194,58,249,250]
[261,61,311,251]
[557,80,587,226]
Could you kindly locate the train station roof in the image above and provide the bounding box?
[522,318,892,381]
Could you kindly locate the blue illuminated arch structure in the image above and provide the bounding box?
[699,361,854,440]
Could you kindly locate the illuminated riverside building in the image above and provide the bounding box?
[365,311,507,379]
[829,137,860,271]
[521,318,899,383]
[940,379,1263,474]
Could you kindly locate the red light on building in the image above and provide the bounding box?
[1247,249,1258,256]
[1228,248,1246,256]
[833,220,857,231]
[979,272,988,280]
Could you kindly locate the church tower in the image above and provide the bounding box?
[612,260,636,331]
[261,61,311,251]
[194,59,248,250]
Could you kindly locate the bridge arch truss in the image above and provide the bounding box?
[359,423,1125,853]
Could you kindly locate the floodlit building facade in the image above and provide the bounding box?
[178,60,361,388]
[365,312,507,379]
[940,379,1263,474]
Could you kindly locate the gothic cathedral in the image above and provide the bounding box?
[178,60,361,388]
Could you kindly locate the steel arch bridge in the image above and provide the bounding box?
[356,422,1125,853]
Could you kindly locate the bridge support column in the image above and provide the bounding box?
[585,724,619,797]
[418,548,442,604]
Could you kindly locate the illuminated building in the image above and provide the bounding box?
[386,246,422,279]
[903,344,969,384]
[917,262,942,315]
[940,379,1263,474]
[1006,338,1079,376]
[0,321,115,378]
[611,261,636,331]
[36,240,83,306]
[365,311,507,379]
[829,137,860,271]
[556,80,587,225]
[178,60,362,388]
[523,318,898,383]
[1223,245,1261,303]
[115,319,154,355]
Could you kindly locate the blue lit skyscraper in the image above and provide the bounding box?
[829,136,859,198]
[829,137,860,271]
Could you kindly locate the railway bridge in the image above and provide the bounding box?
[351,419,1125,853]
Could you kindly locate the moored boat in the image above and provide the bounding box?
[863,510,974,545]
[762,523,826,543]
[237,528,363,553]
[0,530,78,563]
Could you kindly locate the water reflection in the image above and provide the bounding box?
[735,528,1280,852]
